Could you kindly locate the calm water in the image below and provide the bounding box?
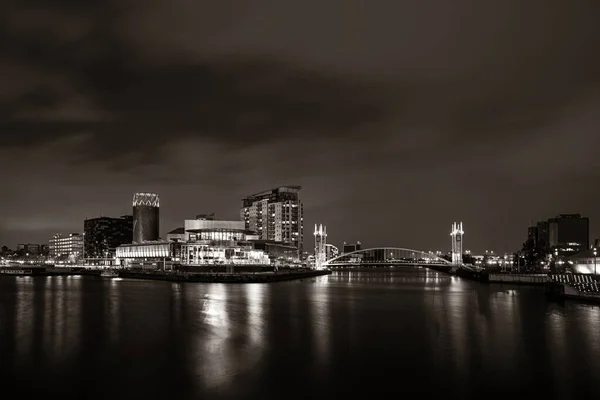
[1,269,599,399]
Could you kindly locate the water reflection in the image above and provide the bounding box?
[105,278,121,342]
[15,277,34,362]
[310,284,330,367]
[244,284,265,345]
[195,284,232,389]
[3,271,600,398]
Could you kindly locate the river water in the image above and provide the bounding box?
[1,268,599,399]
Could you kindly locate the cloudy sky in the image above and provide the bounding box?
[1,0,600,253]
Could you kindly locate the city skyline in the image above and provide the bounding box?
[2,1,600,253]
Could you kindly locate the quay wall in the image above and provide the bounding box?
[487,274,550,285]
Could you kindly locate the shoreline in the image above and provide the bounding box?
[119,268,331,283]
[0,266,331,283]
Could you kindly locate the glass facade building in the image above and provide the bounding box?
[84,215,133,258]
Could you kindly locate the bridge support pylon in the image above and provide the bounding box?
[314,224,327,270]
[450,222,464,265]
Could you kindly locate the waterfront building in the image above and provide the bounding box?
[532,214,589,257]
[116,241,181,270]
[182,218,269,265]
[117,216,271,269]
[567,248,599,275]
[343,241,361,254]
[166,227,186,242]
[325,244,339,260]
[250,240,300,265]
[133,193,160,243]
[84,215,133,258]
[241,186,304,253]
[548,214,589,255]
[16,243,42,255]
[49,233,83,259]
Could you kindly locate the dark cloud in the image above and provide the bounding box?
[1,0,600,252]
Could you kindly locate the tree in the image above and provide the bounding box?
[462,253,475,265]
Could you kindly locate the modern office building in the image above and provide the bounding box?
[133,193,160,243]
[241,186,304,253]
[527,224,538,247]
[343,241,362,254]
[16,243,42,254]
[84,215,133,258]
[535,221,550,251]
[529,214,589,258]
[548,214,589,254]
[49,233,83,259]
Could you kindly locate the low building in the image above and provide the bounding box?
[116,217,271,269]
[16,244,42,255]
[325,244,339,260]
[116,241,182,270]
[49,233,83,260]
[251,240,300,265]
[182,218,269,265]
[166,227,186,242]
[567,249,600,275]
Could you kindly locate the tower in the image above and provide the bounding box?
[133,193,160,243]
[450,222,464,264]
[314,224,327,270]
[240,186,304,253]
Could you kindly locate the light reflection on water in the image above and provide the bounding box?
[1,269,600,398]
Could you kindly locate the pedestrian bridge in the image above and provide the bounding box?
[323,247,453,267]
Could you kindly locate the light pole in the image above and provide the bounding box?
[594,247,597,276]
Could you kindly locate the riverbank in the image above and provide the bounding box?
[118,268,331,283]
[0,266,100,277]
[546,281,600,304]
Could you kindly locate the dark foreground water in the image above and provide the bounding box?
[1,269,599,399]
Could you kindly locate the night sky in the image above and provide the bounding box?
[2,1,600,253]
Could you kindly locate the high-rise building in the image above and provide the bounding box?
[84,215,133,258]
[49,233,83,259]
[241,186,303,252]
[133,193,160,243]
[548,214,589,255]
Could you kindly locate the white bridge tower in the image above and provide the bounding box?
[314,224,327,270]
[450,222,464,265]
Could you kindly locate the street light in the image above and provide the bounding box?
[594,247,597,276]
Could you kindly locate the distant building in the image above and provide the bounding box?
[527,224,538,247]
[84,215,133,258]
[343,241,362,254]
[16,243,41,255]
[325,244,339,260]
[548,214,589,255]
[567,249,599,275]
[49,233,83,259]
[241,186,304,253]
[133,193,160,243]
[251,240,300,265]
[166,227,186,242]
